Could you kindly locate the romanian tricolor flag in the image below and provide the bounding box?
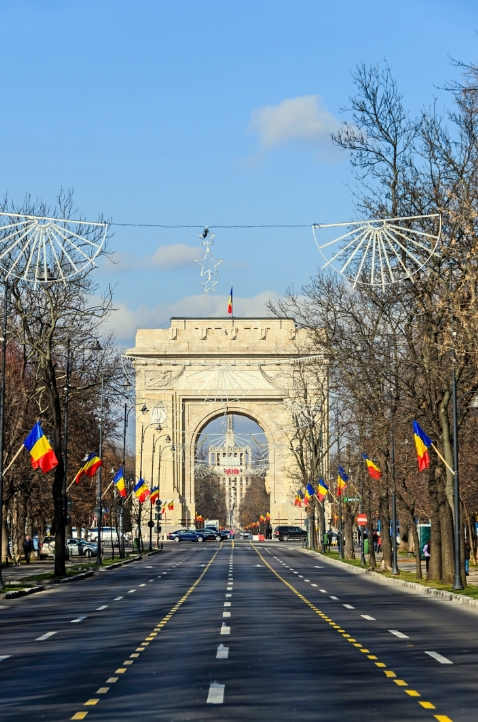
[74,453,103,484]
[227,286,233,315]
[168,501,174,511]
[134,478,150,503]
[266,512,270,520]
[413,420,432,472]
[294,494,302,507]
[317,478,329,502]
[305,483,315,500]
[337,466,348,496]
[363,454,382,480]
[150,486,160,504]
[23,422,58,473]
[113,466,127,498]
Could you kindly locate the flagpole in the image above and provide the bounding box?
[3,443,25,475]
[431,444,454,475]
[101,480,114,498]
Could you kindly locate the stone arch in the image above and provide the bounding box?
[127,317,320,534]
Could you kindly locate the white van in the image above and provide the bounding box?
[88,527,120,544]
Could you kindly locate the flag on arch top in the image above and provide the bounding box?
[23,421,58,473]
[363,454,382,480]
[413,420,432,472]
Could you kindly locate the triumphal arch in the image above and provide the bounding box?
[126,317,323,531]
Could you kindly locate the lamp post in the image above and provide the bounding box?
[0,283,8,584]
[92,340,104,566]
[62,339,71,537]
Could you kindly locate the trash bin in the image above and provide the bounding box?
[133,537,140,551]
[323,534,329,545]
[364,539,369,554]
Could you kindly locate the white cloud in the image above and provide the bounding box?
[102,244,198,273]
[249,95,339,148]
[105,290,280,347]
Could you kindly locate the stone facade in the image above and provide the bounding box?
[126,317,324,535]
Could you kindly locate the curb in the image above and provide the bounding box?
[1,585,45,599]
[52,571,95,584]
[299,548,478,611]
[102,556,141,571]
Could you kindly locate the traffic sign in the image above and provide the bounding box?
[345,496,361,502]
[147,520,155,528]
[356,513,367,526]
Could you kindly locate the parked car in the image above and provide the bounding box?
[240,531,252,539]
[88,527,121,544]
[273,525,307,542]
[66,538,98,558]
[168,529,202,543]
[39,536,70,559]
[197,529,225,542]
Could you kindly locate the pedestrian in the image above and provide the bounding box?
[465,537,471,576]
[423,540,431,573]
[377,535,382,554]
[23,535,33,564]
[373,530,379,553]
[327,529,333,552]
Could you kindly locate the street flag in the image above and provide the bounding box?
[168,501,174,510]
[23,421,58,473]
[227,286,233,315]
[294,494,302,507]
[413,420,432,472]
[74,453,103,484]
[363,454,382,479]
[304,483,315,500]
[317,478,329,502]
[266,512,270,520]
[134,478,150,503]
[337,466,349,496]
[113,466,127,497]
[150,486,160,504]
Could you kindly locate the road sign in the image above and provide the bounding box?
[147,520,155,528]
[345,496,361,502]
[356,513,367,526]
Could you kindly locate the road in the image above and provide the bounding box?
[0,540,475,721]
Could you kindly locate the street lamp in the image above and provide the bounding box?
[148,430,171,551]
[92,340,104,566]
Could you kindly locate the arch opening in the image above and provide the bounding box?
[194,413,269,529]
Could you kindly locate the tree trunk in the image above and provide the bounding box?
[379,487,392,570]
[344,504,355,559]
[366,494,376,569]
[42,356,66,578]
[410,518,422,579]
[437,474,455,585]
[427,461,442,581]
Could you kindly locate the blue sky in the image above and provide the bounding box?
[0,0,476,348]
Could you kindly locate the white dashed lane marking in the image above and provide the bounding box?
[425,651,453,664]
[114,597,123,601]
[128,590,136,593]
[220,624,230,635]
[217,645,229,659]
[361,614,375,621]
[0,656,11,662]
[319,589,327,593]
[330,596,339,600]
[207,682,225,704]
[343,604,355,609]
[389,630,409,639]
[96,605,108,611]
[311,584,317,587]
[36,631,57,641]
[71,617,87,623]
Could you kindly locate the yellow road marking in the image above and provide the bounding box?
[252,544,454,721]
[106,678,118,683]
[96,688,109,694]
[71,547,221,720]
[130,653,139,658]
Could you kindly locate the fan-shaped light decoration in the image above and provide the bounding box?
[178,362,261,403]
[0,211,108,286]
[194,228,223,293]
[312,214,441,289]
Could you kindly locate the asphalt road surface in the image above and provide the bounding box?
[0,540,475,721]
